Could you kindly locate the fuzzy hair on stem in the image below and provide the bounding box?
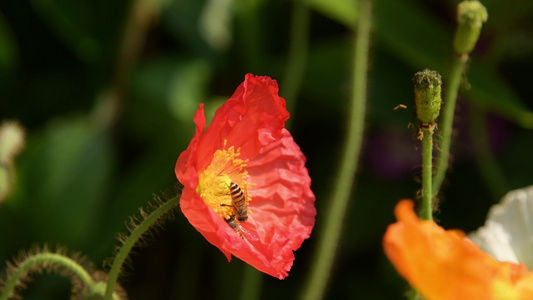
[0,245,100,300]
[103,183,183,299]
[104,184,182,274]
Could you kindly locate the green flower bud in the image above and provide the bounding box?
[454,0,488,55]
[413,69,442,125]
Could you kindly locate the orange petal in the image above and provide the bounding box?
[383,200,533,300]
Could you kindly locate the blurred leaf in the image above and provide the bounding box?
[133,56,212,126]
[302,0,358,28]
[466,63,533,129]
[168,60,212,122]
[0,12,17,71]
[162,0,215,60]
[200,0,234,51]
[301,38,349,111]
[30,0,118,62]
[10,115,114,246]
[100,57,213,238]
[373,0,450,71]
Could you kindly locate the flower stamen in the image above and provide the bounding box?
[197,142,252,221]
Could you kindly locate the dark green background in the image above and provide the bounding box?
[1,0,532,298]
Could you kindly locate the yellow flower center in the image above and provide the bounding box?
[197,141,252,220]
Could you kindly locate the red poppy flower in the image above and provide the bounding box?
[175,74,316,279]
[383,200,533,300]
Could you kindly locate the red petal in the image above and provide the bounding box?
[196,74,290,170]
[238,129,316,278]
[179,129,315,279]
[175,104,206,188]
[179,186,235,261]
[175,75,315,279]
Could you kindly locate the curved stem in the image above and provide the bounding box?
[421,127,434,221]
[103,194,180,300]
[432,54,468,193]
[282,1,310,129]
[300,0,371,299]
[0,253,94,300]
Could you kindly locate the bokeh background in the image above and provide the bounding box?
[1,0,533,298]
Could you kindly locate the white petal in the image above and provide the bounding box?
[468,185,533,269]
[469,220,519,264]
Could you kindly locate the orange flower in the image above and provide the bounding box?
[383,200,533,300]
[175,74,316,279]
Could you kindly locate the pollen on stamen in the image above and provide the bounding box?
[197,141,253,220]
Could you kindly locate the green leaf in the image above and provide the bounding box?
[132,56,212,126]
[199,0,235,50]
[303,0,358,28]
[0,12,17,70]
[466,63,533,129]
[30,0,125,62]
[11,115,114,246]
[162,0,215,59]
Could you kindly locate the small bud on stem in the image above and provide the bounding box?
[413,69,442,126]
[454,0,488,55]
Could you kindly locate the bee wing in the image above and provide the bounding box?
[238,220,259,241]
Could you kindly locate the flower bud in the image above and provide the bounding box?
[413,69,442,125]
[454,0,488,55]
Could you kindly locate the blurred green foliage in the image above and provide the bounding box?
[1,0,533,299]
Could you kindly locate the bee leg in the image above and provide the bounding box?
[237,211,248,222]
[225,215,243,238]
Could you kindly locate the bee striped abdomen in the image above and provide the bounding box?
[230,182,248,222]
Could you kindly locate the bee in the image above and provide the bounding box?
[229,182,248,222]
[225,214,243,238]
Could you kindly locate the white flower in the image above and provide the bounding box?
[469,185,533,269]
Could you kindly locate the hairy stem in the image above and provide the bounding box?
[300,0,371,299]
[104,194,180,300]
[421,127,434,221]
[0,253,93,300]
[432,54,467,193]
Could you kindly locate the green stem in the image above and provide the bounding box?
[407,288,421,300]
[103,195,180,300]
[421,127,434,221]
[0,253,94,300]
[239,265,262,300]
[282,1,310,128]
[300,0,371,299]
[432,54,468,193]
[468,104,508,201]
